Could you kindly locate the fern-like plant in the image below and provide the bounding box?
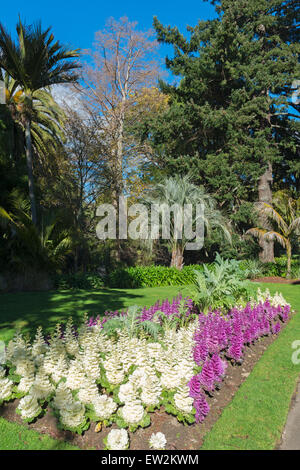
[191,254,254,313]
[101,306,163,340]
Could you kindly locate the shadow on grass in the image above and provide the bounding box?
[0,288,143,342]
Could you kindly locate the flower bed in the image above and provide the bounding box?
[0,289,291,450]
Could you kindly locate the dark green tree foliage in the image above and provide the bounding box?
[0,107,27,211]
[0,18,80,225]
[148,0,299,259]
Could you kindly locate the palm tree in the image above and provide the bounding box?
[145,175,231,269]
[0,18,80,225]
[3,71,66,160]
[0,192,73,272]
[247,191,300,278]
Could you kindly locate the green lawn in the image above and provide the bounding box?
[202,282,300,450]
[0,285,187,343]
[0,417,79,450]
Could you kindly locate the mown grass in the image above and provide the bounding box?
[202,282,300,450]
[0,417,79,450]
[0,285,187,343]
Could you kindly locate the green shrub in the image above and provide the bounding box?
[106,264,206,288]
[53,255,300,291]
[240,256,300,279]
[53,272,104,290]
[191,254,255,313]
[239,259,265,279]
[261,256,300,278]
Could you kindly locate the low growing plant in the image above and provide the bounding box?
[191,255,255,313]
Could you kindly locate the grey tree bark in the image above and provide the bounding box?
[258,162,274,262]
[25,119,37,226]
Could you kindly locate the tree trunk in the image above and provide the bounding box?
[258,162,274,262]
[170,244,184,270]
[111,101,126,264]
[25,119,37,225]
[286,241,292,279]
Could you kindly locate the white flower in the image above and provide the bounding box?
[103,354,125,385]
[128,367,147,388]
[51,354,68,384]
[92,394,117,420]
[146,342,163,360]
[149,432,167,450]
[17,394,42,420]
[52,381,73,410]
[31,327,48,358]
[106,428,129,450]
[0,377,13,400]
[175,358,194,382]
[174,383,194,414]
[64,319,79,356]
[15,358,35,377]
[271,292,290,307]
[118,382,137,403]
[6,334,28,364]
[160,365,182,389]
[65,338,79,356]
[83,346,101,380]
[77,378,99,404]
[65,359,86,390]
[30,370,54,400]
[60,401,86,429]
[17,373,35,394]
[140,374,162,406]
[3,310,203,434]
[119,400,145,425]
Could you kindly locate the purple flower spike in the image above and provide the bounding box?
[188,374,202,398]
[194,393,210,423]
[210,354,226,381]
[272,322,281,334]
[199,360,215,392]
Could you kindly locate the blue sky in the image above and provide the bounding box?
[2,0,216,61]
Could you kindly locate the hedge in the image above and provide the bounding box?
[106,264,206,288]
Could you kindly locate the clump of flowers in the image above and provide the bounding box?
[118,400,146,426]
[105,428,129,450]
[91,394,117,421]
[0,372,14,403]
[189,292,291,421]
[16,394,43,422]
[59,401,88,434]
[149,432,167,450]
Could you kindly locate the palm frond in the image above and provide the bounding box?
[259,203,289,235]
[0,17,81,92]
[263,231,287,249]
[246,227,268,238]
[289,217,300,234]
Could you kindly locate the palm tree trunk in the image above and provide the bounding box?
[286,240,292,279]
[170,244,184,270]
[25,118,37,225]
[258,162,274,262]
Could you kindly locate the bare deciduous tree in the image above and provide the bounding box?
[82,16,160,208]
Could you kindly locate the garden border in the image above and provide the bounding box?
[201,283,300,450]
[0,283,298,450]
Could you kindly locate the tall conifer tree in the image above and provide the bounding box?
[149,0,299,261]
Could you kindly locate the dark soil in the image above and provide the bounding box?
[0,315,292,450]
[251,277,300,285]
